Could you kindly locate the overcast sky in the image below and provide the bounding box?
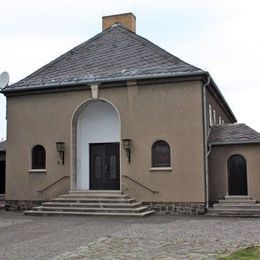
[0,0,260,140]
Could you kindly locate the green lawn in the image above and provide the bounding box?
[219,246,260,260]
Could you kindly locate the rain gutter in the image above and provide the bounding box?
[209,140,260,146]
[1,71,206,95]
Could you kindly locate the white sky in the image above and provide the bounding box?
[0,0,260,140]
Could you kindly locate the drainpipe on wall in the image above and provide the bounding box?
[203,75,211,209]
[207,144,212,157]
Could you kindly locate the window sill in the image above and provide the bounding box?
[149,167,172,171]
[28,169,47,173]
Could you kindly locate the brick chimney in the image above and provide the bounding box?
[102,13,136,33]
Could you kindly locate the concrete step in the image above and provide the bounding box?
[42,201,142,208]
[208,208,260,215]
[50,198,136,203]
[24,210,155,217]
[0,194,5,210]
[224,195,251,200]
[207,213,260,217]
[33,206,148,213]
[69,191,122,195]
[218,199,256,205]
[209,208,260,212]
[213,204,260,209]
[59,194,129,199]
[23,192,154,217]
[207,196,260,217]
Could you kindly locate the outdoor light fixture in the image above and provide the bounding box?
[56,142,65,165]
[122,139,131,163]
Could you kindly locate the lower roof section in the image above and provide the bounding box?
[208,124,260,146]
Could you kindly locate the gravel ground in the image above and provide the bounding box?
[0,211,259,260]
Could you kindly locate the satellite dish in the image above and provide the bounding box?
[0,71,10,89]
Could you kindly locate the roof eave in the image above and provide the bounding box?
[1,70,206,95]
[209,140,260,146]
[204,73,237,122]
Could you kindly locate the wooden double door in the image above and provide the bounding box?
[90,143,120,190]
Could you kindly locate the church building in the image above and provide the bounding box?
[1,13,260,216]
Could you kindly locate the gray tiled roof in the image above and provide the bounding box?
[3,24,203,92]
[208,124,260,145]
[0,140,6,152]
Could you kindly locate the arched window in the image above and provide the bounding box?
[152,140,171,167]
[32,145,46,169]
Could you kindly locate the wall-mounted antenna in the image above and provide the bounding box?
[0,71,9,90]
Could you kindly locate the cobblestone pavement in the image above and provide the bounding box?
[0,211,136,259]
[0,211,259,260]
[55,217,260,260]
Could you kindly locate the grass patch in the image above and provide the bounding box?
[219,246,260,260]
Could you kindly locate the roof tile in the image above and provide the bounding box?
[208,124,260,145]
[3,24,203,92]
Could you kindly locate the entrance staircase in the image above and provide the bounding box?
[207,195,260,217]
[23,191,155,217]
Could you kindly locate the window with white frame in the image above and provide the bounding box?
[31,145,46,169]
[213,110,216,125]
[209,105,213,126]
[152,140,171,168]
[219,116,222,125]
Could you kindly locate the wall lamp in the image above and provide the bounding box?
[122,139,131,163]
[56,142,65,165]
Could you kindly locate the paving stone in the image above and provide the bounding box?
[1,211,259,259]
[54,217,260,259]
[0,216,31,228]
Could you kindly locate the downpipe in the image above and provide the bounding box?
[203,75,211,209]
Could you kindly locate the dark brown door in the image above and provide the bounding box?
[90,143,120,190]
[0,161,5,194]
[228,154,247,195]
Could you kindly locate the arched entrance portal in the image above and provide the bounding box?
[228,154,248,195]
[75,100,120,190]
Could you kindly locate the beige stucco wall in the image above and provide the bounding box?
[6,80,205,203]
[208,144,260,202]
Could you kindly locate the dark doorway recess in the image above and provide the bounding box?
[90,143,120,190]
[228,154,248,195]
[0,161,6,194]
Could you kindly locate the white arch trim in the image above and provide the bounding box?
[70,98,121,191]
